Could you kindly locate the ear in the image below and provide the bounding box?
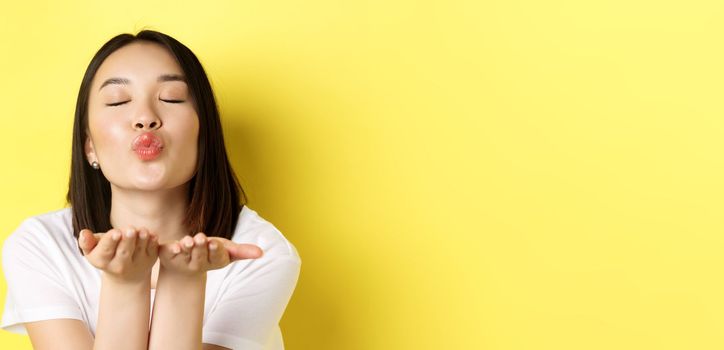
[84,133,97,164]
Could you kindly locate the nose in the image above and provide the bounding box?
[133,116,162,130]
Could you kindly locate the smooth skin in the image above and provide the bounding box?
[79,227,159,283]
[77,227,263,275]
[77,227,263,277]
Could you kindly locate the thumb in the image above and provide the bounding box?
[78,229,98,255]
[228,243,264,261]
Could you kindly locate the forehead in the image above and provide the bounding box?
[93,42,184,89]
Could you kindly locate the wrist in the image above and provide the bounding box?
[158,265,207,282]
[101,272,151,290]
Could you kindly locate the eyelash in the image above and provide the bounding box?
[105,99,185,107]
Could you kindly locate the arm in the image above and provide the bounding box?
[24,319,94,349]
[147,233,262,350]
[6,225,156,350]
[79,227,157,350]
[147,266,206,350]
[94,274,152,350]
[2,219,95,349]
[22,275,151,350]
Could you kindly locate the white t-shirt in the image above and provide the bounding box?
[0,205,301,350]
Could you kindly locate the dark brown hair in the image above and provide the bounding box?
[66,29,247,255]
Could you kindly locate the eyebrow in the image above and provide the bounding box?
[98,74,187,91]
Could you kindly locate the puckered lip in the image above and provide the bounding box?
[132,132,164,151]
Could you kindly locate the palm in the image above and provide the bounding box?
[158,233,263,274]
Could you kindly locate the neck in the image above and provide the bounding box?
[109,183,191,245]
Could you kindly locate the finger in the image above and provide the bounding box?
[78,229,95,255]
[146,232,159,257]
[207,238,222,264]
[178,235,194,261]
[89,233,103,252]
[133,228,150,261]
[158,241,179,258]
[95,229,122,262]
[171,241,182,255]
[207,238,230,268]
[180,235,194,252]
[228,243,264,261]
[115,227,137,263]
[191,233,208,269]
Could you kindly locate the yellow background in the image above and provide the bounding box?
[1,0,723,349]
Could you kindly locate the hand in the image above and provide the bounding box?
[78,227,159,283]
[158,232,263,276]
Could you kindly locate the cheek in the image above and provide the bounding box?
[88,116,126,150]
[184,127,200,159]
[180,115,200,147]
[89,117,107,137]
[167,115,200,158]
[176,118,200,173]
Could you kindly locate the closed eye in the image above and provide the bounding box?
[106,101,129,107]
[105,99,185,107]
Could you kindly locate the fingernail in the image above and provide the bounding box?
[125,229,135,238]
[173,245,181,254]
[79,235,85,243]
[185,240,194,248]
[139,231,147,239]
[112,232,121,241]
[209,242,217,250]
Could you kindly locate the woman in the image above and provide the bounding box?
[0,30,302,350]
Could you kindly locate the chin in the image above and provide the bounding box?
[133,183,168,191]
[133,177,193,192]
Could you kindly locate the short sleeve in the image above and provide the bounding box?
[0,219,84,334]
[202,253,301,349]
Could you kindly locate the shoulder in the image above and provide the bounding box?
[2,207,75,260]
[230,205,301,264]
